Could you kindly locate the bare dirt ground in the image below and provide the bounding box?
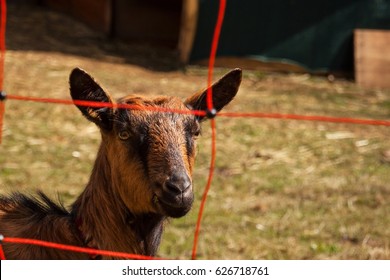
[1,3,390,259]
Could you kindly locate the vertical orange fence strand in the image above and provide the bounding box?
[192,0,226,260]
[0,235,5,260]
[0,0,7,144]
[205,0,226,111]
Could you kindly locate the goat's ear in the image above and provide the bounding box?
[69,68,114,131]
[185,68,242,121]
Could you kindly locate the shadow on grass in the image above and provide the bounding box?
[6,3,180,71]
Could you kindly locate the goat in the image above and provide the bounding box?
[0,67,242,259]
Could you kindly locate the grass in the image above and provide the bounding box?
[1,3,390,260]
[175,115,390,260]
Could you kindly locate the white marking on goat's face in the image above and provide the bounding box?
[109,96,200,217]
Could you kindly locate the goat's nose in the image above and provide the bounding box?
[163,173,191,195]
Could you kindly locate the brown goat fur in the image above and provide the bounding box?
[0,67,242,259]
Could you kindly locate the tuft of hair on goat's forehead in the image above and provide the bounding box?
[115,95,199,133]
[114,95,201,162]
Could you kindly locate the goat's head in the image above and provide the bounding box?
[69,68,241,218]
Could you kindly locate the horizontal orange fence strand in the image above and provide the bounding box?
[1,237,162,260]
[219,112,390,126]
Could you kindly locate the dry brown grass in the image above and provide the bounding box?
[1,3,390,259]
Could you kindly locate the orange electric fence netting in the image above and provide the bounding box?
[0,0,390,261]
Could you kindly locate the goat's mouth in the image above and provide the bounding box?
[153,194,193,218]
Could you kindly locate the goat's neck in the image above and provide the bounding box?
[71,142,164,257]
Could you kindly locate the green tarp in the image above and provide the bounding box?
[190,0,390,73]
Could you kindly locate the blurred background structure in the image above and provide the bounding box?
[1,0,390,260]
[34,0,390,87]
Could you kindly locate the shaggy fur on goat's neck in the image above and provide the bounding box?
[0,142,165,260]
[0,192,86,259]
[71,141,165,258]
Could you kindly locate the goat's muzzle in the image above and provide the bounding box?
[153,172,194,218]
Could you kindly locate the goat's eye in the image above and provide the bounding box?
[185,119,201,140]
[193,127,200,137]
[186,120,201,139]
[192,123,201,137]
[118,130,130,141]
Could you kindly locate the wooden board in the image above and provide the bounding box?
[113,0,183,48]
[355,29,390,89]
[72,0,112,35]
[42,0,195,60]
[43,0,112,35]
[178,0,198,64]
